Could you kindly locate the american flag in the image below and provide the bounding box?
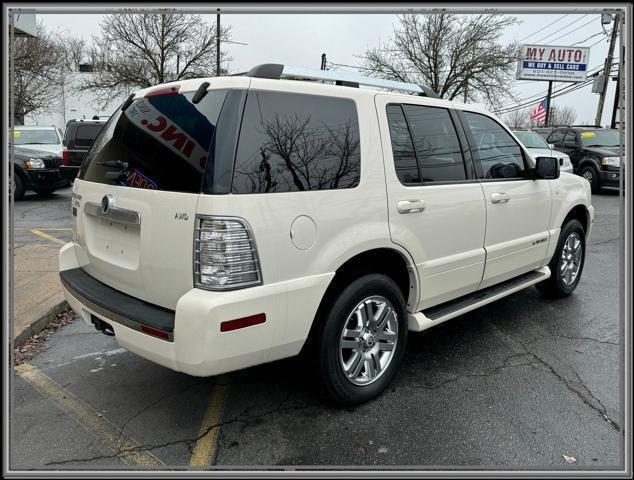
[530,98,548,125]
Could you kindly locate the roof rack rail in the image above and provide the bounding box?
[244,63,440,98]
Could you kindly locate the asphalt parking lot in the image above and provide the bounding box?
[11,187,623,470]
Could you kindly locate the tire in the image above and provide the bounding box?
[536,219,586,297]
[317,274,408,406]
[580,165,600,193]
[33,188,57,196]
[12,174,25,201]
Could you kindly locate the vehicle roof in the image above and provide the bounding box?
[131,75,495,118]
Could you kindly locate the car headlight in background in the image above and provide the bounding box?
[601,157,620,167]
[25,158,45,169]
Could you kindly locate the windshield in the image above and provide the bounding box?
[513,131,549,149]
[12,129,59,145]
[579,129,620,148]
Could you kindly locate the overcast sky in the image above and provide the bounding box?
[39,11,620,125]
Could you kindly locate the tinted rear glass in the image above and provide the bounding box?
[75,124,105,147]
[231,91,361,193]
[79,90,228,193]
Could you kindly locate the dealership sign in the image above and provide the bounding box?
[516,45,590,83]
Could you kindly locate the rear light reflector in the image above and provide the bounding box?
[140,325,171,340]
[194,216,263,290]
[62,148,70,166]
[220,313,266,332]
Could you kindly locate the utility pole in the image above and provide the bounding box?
[545,81,553,126]
[595,12,620,126]
[216,9,221,77]
[320,53,327,70]
[610,45,623,129]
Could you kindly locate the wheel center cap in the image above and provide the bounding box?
[362,332,375,347]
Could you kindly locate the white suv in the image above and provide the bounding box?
[59,64,594,405]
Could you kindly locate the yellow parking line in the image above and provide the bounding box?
[15,362,164,466]
[29,229,67,245]
[189,381,229,468]
[15,228,72,231]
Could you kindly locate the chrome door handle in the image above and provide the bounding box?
[397,199,426,214]
[491,192,510,204]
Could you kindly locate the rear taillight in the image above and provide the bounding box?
[62,148,69,166]
[194,216,262,290]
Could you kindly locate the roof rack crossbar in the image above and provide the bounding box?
[245,63,439,96]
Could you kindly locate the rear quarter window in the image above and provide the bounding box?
[231,91,361,193]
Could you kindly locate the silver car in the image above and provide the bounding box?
[512,129,574,174]
[11,125,64,157]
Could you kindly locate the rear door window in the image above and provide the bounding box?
[386,104,420,184]
[231,91,361,193]
[402,105,467,183]
[79,89,228,193]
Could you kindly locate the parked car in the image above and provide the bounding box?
[535,126,622,192]
[511,129,573,174]
[61,119,107,182]
[10,146,68,200]
[11,125,64,157]
[59,64,594,405]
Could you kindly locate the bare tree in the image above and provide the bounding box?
[10,22,65,124]
[503,108,532,129]
[58,34,87,71]
[80,13,232,105]
[359,14,521,105]
[549,104,578,126]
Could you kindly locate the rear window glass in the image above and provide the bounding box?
[75,124,105,147]
[79,90,228,193]
[231,91,361,193]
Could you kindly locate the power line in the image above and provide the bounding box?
[516,14,569,43]
[544,16,598,44]
[571,31,607,46]
[532,14,589,43]
[504,64,604,108]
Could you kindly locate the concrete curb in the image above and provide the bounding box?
[14,300,70,347]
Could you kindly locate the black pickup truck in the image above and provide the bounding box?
[60,119,106,182]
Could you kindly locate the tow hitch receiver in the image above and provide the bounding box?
[91,315,115,336]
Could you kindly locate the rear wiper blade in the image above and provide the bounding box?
[96,160,128,169]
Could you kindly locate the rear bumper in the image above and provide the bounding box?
[60,165,80,182]
[59,242,333,377]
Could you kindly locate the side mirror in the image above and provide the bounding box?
[535,156,560,180]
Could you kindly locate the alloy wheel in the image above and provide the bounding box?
[338,296,398,386]
[560,232,583,286]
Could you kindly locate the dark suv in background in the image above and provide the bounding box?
[534,126,622,193]
[60,119,106,182]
